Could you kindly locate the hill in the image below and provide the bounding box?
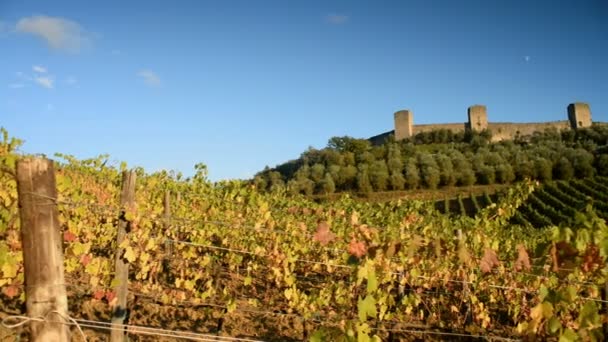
[253,125,608,197]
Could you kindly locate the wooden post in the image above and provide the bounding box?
[16,157,70,342]
[603,281,608,340]
[163,190,171,249]
[162,191,174,286]
[111,171,136,342]
[163,190,171,228]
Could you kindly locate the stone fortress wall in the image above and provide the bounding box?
[369,102,593,144]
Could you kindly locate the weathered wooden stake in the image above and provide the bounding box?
[163,190,171,228]
[111,171,136,342]
[603,281,608,340]
[163,190,171,253]
[16,157,70,342]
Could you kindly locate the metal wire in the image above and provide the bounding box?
[1,311,265,342]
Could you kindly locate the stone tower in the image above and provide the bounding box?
[394,110,413,141]
[568,103,592,129]
[467,105,488,132]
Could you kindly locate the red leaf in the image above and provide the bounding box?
[550,241,578,272]
[63,231,77,242]
[514,244,531,271]
[2,285,19,299]
[93,290,105,300]
[313,221,335,246]
[348,238,367,258]
[105,291,116,303]
[480,248,500,274]
[80,254,92,266]
[582,245,601,272]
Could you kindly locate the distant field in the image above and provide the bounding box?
[311,183,511,203]
[434,176,608,227]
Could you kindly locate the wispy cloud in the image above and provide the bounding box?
[325,14,349,25]
[9,83,25,89]
[15,15,89,52]
[34,76,54,89]
[33,65,47,73]
[65,76,78,85]
[111,49,121,56]
[137,70,161,87]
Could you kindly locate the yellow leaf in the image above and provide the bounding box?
[124,246,137,263]
[184,280,195,290]
[1,262,17,278]
[145,239,155,251]
[119,239,130,249]
[530,302,553,322]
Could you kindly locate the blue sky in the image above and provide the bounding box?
[1,0,606,180]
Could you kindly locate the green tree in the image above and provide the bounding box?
[327,136,371,154]
[369,160,389,191]
[357,151,375,164]
[534,157,553,181]
[267,171,285,192]
[495,163,515,184]
[418,154,440,189]
[566,148,594,178]
[514,154,536,180]
[389,171,405,190]
[477,165,496,185]
[554,157,574,180]
[253,175,268,191]
[404,159,420,189]
[339,165,358,190]
[386,144,403,172]
[327,164,341,186]
[297,177,315,196]
[435,154,456,186]
[318,173,336,194]
[356,164,373,193]
[596,154,608,177]
[343,152,356,166]
[450,151,476,186]
[310,163,325,183]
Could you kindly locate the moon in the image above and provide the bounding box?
[524,56,530,62]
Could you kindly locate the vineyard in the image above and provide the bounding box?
[440,177,608,229]
[1,128,608,342]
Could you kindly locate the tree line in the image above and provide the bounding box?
[253,125,608,195]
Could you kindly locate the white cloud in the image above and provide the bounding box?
[15,15,89,52]
[325,14,349,25]
[33,65,47,73]
[34,76,54,89]
[9,83,25,89]
[65,76,78,85]
[137,70,161,87]
[16,71,31,81]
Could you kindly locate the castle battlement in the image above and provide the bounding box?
[369,102,592,144]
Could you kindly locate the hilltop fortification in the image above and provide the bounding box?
[369,102,593,144]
